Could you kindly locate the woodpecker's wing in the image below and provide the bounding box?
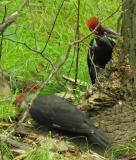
[101,36,115,48]
[29,95,94,134]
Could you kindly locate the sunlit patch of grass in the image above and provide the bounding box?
[24,144,62,160]
[23,133,64,160]
[0,104,16,119]
[1,142,13,160]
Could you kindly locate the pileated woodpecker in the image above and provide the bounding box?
[16,92,111,149]
[87,17,117,84]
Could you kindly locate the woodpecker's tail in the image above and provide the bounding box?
[88,127,111,149]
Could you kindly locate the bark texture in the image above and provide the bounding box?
[122,0,136,91]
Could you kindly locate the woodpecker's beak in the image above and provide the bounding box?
[103,27,118,36]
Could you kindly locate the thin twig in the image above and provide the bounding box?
[18,0,29,13]
[41,0,65,53]
[28,1,38,50]
[3,38,55,69]
[88,46,101,85]
[75,0,80,88]
[0,6,7,59]
[117,13,122,33]
[63,75,87,87]
[62,39,76,99]
[0,11,18,33]
[0,0,28,34]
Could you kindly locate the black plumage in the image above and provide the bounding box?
[29,95,111,148]
[87,37,115,84]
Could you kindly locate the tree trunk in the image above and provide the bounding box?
[81,0,136,147]
[122,0,136,94]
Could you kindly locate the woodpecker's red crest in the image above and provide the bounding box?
[87,16,100,30]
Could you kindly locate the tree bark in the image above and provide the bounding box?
[122,0,136,93]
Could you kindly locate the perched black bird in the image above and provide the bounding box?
[87,17,116,84]
[16,93,111,149]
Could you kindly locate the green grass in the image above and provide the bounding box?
[106,140,136,159]
[0,104,16,118]
[0,0,123,159]
[24,144,60,160]
[1,0,120,83]
[1,142,14,160]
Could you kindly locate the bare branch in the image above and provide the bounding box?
[0,11,18,33]
[0,6,7,59]
[28,1,38,49]
[0,0,29,34]
[63,75,87,87]
[3,38,55,69]
[75,0,80,88]
[88,46,101,85]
